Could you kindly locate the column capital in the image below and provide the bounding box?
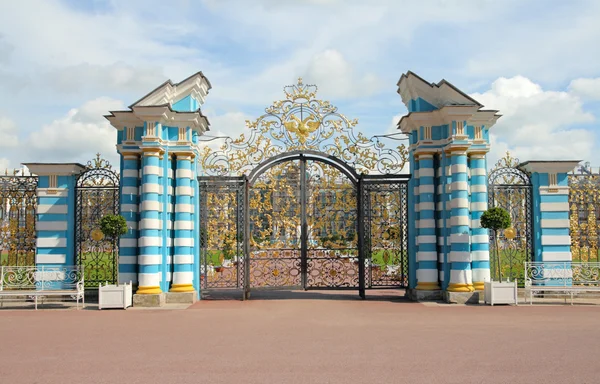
[468,151,487,159]
[413,151,435,160]
[141,147,165,157]
[172,151,195,160]
[22,163,86,176]
[121,152,140,160]
[519,160,581,174]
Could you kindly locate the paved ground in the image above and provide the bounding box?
[1,290,600,384]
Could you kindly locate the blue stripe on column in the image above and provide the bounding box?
[172,154,194,291]
[416,154,438,289]
[408,153,417,289]
[470,155,490,287]
[449,152,472,290]
[441,152,451,290]
[138,153,162,290]
[119,154,139,284]
[192,156,200,297]
[540,194,569,203]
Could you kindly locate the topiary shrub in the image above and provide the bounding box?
[100,214,128,240]
[480,207,512,281]
[99,214,128,286]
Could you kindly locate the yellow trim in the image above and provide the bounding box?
[416,282,440,290]
[169,284,195,293]
[136,286,162,294]
[447,283,475,292]
[472,282,485,291]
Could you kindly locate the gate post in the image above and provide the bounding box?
[519,161,580,264]
[170,152,196,293]
[23,163,86,269]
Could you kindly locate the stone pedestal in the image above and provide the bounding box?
[405,289,443,301]
[165,291,197,304]
[133,293,165,307]
[443,291,481,305]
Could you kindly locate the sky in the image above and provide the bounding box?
[0,0,599,173]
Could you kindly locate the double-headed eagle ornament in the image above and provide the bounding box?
[283,114,321,144]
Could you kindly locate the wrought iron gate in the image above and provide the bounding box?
[0,172,37,266]
[75,154,120,287]
[569,167,600,262]
[199,176,246,290]
[363,177,409,288]
[487,153,533,282]
[198,78,410,297]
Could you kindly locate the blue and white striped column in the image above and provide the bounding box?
[171,153,195,292]
[137,149,163,294]
[25,164,85,270]
[521,161,580,285]
[165,155,175,289]
[119,153,139,284]
[521,161,578,259]
[469,153,490,290]
[408,153,418,288]
[415,153,439,290]
[435,155,445,286]
[35,177,69,268]
[448,150,474,292]
[440,152,452,289]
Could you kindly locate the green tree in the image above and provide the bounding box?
[99,214,128,285]
[480,207,512,281]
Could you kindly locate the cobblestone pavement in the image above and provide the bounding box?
[0,290,599,384]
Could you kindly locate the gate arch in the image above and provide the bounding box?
[487,153,533,282]
[248,150,359,186]
[198,78,410,298]
[75,154,120,288]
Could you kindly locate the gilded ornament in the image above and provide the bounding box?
[283,115,320,144]
[199,78,408,177]
[504,227,516,240]
[91,229,105,241]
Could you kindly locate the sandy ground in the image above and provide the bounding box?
[0,290,599,384]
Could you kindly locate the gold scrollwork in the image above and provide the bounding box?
[569,172,600,262]
[199,78,408,176]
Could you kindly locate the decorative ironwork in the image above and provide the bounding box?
[487,152,533,282]
[525,262,600,287]
[199,77,409,176]
[569,171,600,262]
[198,79,410,297]
[199,177,246,289]
[364,181,409,287]
[0,265,84,291]
[305,161,359,288]
[249,161,302,288]
[0,172,37,267]
[75,154,120,288]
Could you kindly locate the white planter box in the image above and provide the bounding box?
[99,281,133,310]
[484,280,518,306]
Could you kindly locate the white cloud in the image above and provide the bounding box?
[568,77,600,100]
[23,97,124,166]
[465,1,600,84]
[0,116,19,148]
[198,110,255,154]
[471,76,596,166]
[44,62,166,95]
[0,157,10,172]
[303,50,383,99]
[387,114,401,134]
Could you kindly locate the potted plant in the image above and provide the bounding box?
[98,214,133,310]
[480,207,518,305]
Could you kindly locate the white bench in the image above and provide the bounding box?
[524,262,600,305]
[0,266,85,310]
